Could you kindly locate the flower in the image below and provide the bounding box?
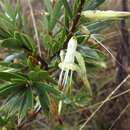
[58,37,93,114]
[58,37,78,90]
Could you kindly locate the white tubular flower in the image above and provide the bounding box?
[58,37,92,114]
[58,37,78,89]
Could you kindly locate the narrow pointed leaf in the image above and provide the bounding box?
[85,0,105,10]
[49,0,62,30]
[18,88,33,124]
[1,38,23,49]
[75,52,92,96]
[0,84,23,96]
[62,0,72,18]
[0,72,26,81]
[36,85,49,115]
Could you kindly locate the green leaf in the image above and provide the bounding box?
[72,0,80,16]
[11,78,27,84]
[86,59,106,68]
[0,26,10,39]
[14,32,36,53]
[0,87,32,123]
[0,65,17,72]
[74,88,92,106]
[78,45,101,60]
[35,83,63,100]
[0,91,24,117]
[85,0,105,10]
[0,16,14,37]
[42,0,52,13]
[15,0,23,28]
[29,70,50,82]
[0,116,8,126]
[75,52,92,96]
[42,34,52,49]
[0,72,26,81]
[39,83,62,97]
[1,38,23,50]
[18,87,33,124]
[36,83,63,115]
[0,0,16,21]
[1,32,36,53]
[91,34,105,44]
[49,0,63,30]
[81,45,106,67]
[64,9,69,33]
[42,14,49,32]
[0,83,22,96]
[62,0,72,18]
[36,85,49,115]
[87,21,110,33]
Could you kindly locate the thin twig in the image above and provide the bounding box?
[64,86,130,116]
[91,36,126,70]
[110,88,130,101]
[88,88,130,110]
[27,0,42,57]
[79,74,130,130]
[109,103,130,130]
[116,0,129,83]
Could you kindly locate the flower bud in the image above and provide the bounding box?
[64,37,77,64]
[81,10,130,22]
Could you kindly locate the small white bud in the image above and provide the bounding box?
[64,37,77,64]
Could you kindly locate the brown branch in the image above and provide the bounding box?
[27,0,42,57]
[116,0,130,83]
[27,0,48,70]
[63,0,85,48]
